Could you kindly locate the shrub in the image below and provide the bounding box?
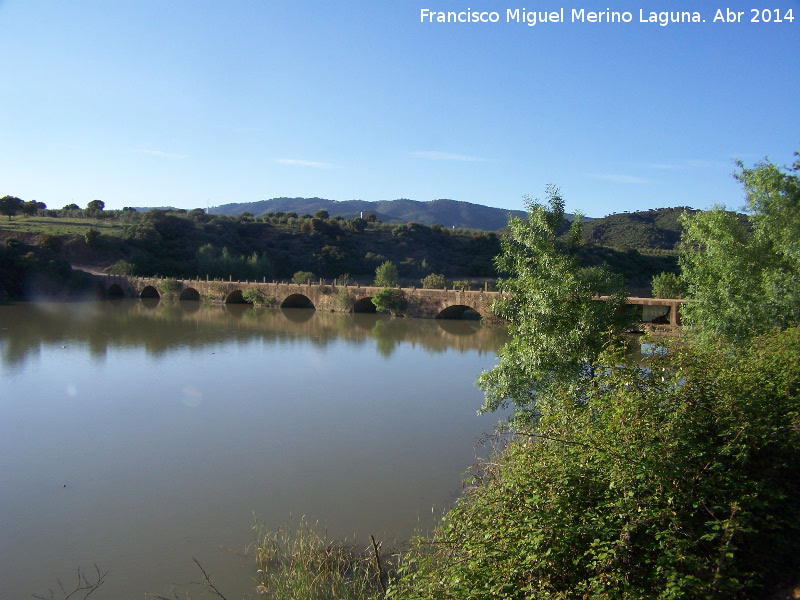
[157,278,181,297]
[451,279,470,290]
[372,288,407,315]
[392,328,800,599]
[36,233,63,252]
[84,228,102,249]
[374,261,398,287]
[292,271,315,285]
[334,288,351,310]
[651,271,685,298]
[420,273,447,289]
[108,259,135,275]
[242,288,264,305]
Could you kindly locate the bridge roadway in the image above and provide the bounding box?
[96,274,685,325]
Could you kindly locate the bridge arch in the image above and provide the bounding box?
[140,285,160,299]
[281,293,315,309]
[352,297,377,313]
[179,287,200,301]
[225,289,249,304]
[435,305,483,320]
[106,283,124,298]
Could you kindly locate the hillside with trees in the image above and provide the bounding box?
[0,201,689,300]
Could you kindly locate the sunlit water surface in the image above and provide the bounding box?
[0,301,508,599]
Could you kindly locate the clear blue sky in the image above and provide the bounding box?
[1,1,797,217]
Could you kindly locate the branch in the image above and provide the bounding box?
[192,558,229,600]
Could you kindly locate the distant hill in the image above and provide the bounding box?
[209,197,585,231]
[579,207,697,251]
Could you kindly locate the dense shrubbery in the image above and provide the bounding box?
[420,273,447,289]
[651,271,686,298]
[391,328,800,599]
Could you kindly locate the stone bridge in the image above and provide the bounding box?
[95,274,685,325]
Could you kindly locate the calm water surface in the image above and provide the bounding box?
[0,300,508,599]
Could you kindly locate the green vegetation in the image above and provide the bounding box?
[255,520,387,600]
[651,271,685,298]
[334,287,352,310]
[391,161,800,599]
[292,270,315,285]
[371,288,408,315]
[241,287,276,306]
[0,198,692,293]
[156,278,181,298]
[392,328,800,599]
[420,273,447,289]
[477,186,633,427]
[374,260,398,287]
[680,153,800,344]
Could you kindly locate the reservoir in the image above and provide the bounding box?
[0,300,508,598]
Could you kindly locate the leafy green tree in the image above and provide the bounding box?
[292,271,315,285]
[371,288,407,315]
[21,200,45,216]
[314,209,329,219]
[392,327,800,600]
[680,153,800,344]
[651,271,685,298]
[86,199,105,212]
[420,273,447,289]
[374,260,398,287]
[0,195,23,221]
[476,186,632,425]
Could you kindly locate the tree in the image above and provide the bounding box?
[476,185,632,425]
[371,288,407,315]
[314,209,329,219]
[21,200,45,216]
[86,199,105,212]
[680,152,800,344]
[374,260,398,287]
[0,195,23,221]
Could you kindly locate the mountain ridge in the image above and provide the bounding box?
[208,197,586,230]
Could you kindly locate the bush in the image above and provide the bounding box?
[651,271,685,298]
[108,259,135,275]
[372,288,407,315]
[374,261,398,287]
[392,328,800,599]
[242,288,275,306]
[420,273,447,289]
[334,288,352,310]
[36,233,63,252]
[84,228,102,249]
[451,279,470,290]
[292,271,315,285]
[157,278,181,297]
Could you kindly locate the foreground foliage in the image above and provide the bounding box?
[680,152,800,344]
[391,327,800,599]
[477,186,633,426]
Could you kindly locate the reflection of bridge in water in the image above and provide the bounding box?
[96,275,685,325]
